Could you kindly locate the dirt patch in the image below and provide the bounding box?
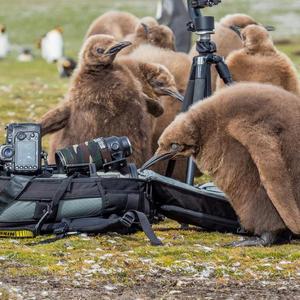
[1,275,300,300]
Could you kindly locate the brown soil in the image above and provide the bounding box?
[2,275,300,300]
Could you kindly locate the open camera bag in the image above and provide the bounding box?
[0,170,240,245]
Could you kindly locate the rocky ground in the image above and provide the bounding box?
[1,275,299,299]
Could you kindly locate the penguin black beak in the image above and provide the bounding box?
[139,151,178,172]
[264,25,275,31]
[140,144,184,171]
[229,25,242,38]
[141,23,149,35]
[159,87,184,102]
[106,41,132,55]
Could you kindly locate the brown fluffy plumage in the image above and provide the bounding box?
[116,55,181,117]
[156,82,300,244]
[128,45,192,179]
[189,14,259,91]
[85,11,174,54]
[120,23,175,55]
[217,25,300,95]
[85,11,140,40]
[40,34,177,166]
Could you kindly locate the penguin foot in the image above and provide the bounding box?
[227,230,292,247]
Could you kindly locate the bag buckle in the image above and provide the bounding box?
[54,221,69,236]
[34,204,51,236]
[120,212,135,228]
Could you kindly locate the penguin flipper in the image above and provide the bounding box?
[228,118,300,234]
[39,102,71,136]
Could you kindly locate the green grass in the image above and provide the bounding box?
[0,221,299,284]
[0,0,299,286]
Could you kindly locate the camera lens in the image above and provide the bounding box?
[1,146,14,159]
[17,132,26,140]
[55,136,133,173]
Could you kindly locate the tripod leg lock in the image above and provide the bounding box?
[213,55,233,85]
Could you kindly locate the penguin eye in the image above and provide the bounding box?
[154,80,164,87]
[171,143,181,151]
[96,48,105,54]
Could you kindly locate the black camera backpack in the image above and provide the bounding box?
[0,170,240,245]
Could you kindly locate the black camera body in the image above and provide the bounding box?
[0,123,42,175]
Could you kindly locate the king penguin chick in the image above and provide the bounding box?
[85,11,140,40]
[0,24,10,59]
[189,14,262,92]
[57,57,77,78]
[155,82,300,246]
[117,56,182,116]
[128,44,192,180]
[40,27,64,63]
[17,48,34,62]
[217,25,300,95]
[39,34,168,166]
[119,22,175,55]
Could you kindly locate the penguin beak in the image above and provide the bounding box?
[139,150,178,172]
[141,23,149,35]
[264,25,275,31]
[140,144,184,171]
[229,25,242,38]
[158,87,184,102]
[106,41,132,55]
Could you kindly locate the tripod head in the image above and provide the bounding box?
[187,0,221,34]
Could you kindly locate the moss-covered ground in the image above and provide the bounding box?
[0,0,299,298]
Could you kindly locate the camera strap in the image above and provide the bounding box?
[0,175,33,213]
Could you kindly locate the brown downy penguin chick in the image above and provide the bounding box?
[154,82,300,246]
[40,34,166,166]
[85,11,140,40]
[128,44,192,179]
[120,22,175,55]
[217,25,300,95]
[117,56,182,113]
[189,14,260,91]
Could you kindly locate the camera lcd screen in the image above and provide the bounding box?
[15,140,37,166]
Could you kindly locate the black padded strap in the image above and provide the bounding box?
[126,194,140,211]
[49,175,75,220]
[134,211,163,246]
[0,176,33,212]
[121,211,162,246]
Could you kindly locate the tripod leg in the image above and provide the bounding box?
[214,56,233,85]
[186,158,196,185]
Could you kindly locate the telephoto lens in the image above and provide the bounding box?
[55,136,133,173]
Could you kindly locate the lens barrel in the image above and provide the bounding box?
[55,136,132,172]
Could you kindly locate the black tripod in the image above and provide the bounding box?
[167,0,233,185]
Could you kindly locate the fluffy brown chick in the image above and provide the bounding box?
[128,44,192,180]
[40,34,166,166]
[85,11,140,40]
[120,22,175,55]
[155,82,300,246]
[217,25,300,95]
[189,14,261,91]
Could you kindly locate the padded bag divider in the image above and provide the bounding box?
[141,171,240,232]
